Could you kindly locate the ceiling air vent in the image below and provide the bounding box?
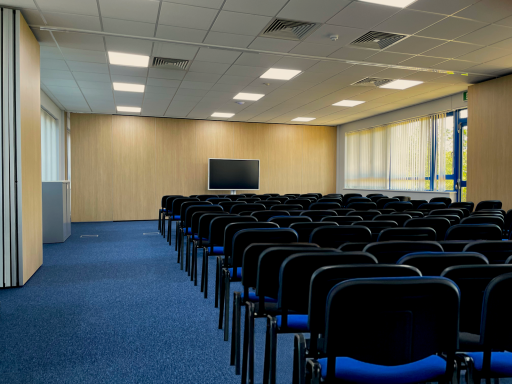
[350,31,406,50]
[259,18,319,41]
[351,77,395,87]
[152,57,189,70]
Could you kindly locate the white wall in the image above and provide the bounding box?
[336,92,467,199]
[41,90,65,180]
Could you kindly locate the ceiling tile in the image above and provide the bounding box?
[465,62,505,74]
[223,0,287,16]
[408,0,478,15]
[365,51,414,65]
[148,68,186,80]
[3,1,38,9]
[327,2,399,29]
[480,54,512,68]
[60,48,107,63]
[402,71,447,82]
[375,9,446,35]
[457,46,510,63]
[490,38,512,50]
[102,18,155,37]
[110,74,147,84]
[277,0,351,23]
[176,88,209,97]
[209,83,246,93]
[211,11,272,36]
[46,86,83,96]
[399,56,448,67]
[162,0,224,9]
[328,47,375,60]
[147,77,181,87]
[36,0,99,16]
[159,2,217,29]
[173,95,203,103]
[457,24,512,46]
[41,12,102,31]
[41,69,74,80]
[42,78,79,87]
[388,37,446,57]
[289,42,340,57]
[432,60,476,71]
[109,65,148,77]
[99,0,160,23]
[195,48,241,64]
[73,72,111,82]
[183,72,222,83]
[273,57,318,70]
[203,31,254,48]
[217,75,254,86]
[304,25,367,47]
[54,33,105,52]
[67,61,109,73]
[306,61,352,74]
[105,37,153,56]
[292,71,334,83]
[454,0,512,23]
[248,37,300,52]
[40,46,64,60]
[417,17,486,40]
[188,61,230,75]
[81,88,114,99]
[422,41,482,59]
[77,81,113,90]
[224,65,266,78]
[234,52,282,67]
[144,86,177,96]
[153,42,198,60]
[372,67,417,79]
[495,15,512,27]
[115,92,144,106]
[31,29,57,47]
[41,59,69,71]
[142,103,170,116]
[156,25,208,43]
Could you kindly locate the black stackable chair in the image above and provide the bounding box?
[404,217,451,240]
[308,277,460,384]
[342,193,362,206]
[430,197,452,206]
[332,208,355,216]
[410,199,428,209]
[430,208,464,219]
[286,199,312,209]
[167,197,198,243]
[379,208,396,215]
[238,198,261,203]
[377,227,436,242]
[384,201,414,211]
[346,197,371,204]
[267,216,312,227]
[463,241,512,264]
[219,201,246,212]
[337,242,369,252]
[264,193,280,198]
[197,194,217,201]
[318,198,343,205]
[309,225,372,247]
[374,213,411,227]
[320,216,363,225]
[346,202,377,211]
[252,195,270,200]
[347,210,380,220]
[270,197,289,204]
[158,195,182,233]
[475,200,502,211]
[366,193,384,198]
[176,201,212,255]
[363,241,443,263]
[400,210,424,217]
[376,198,399,209]
[289,222,338,243]
[259,200,282,209]
[444,224,502,241]
[393,195,411,202]
[230,203,265,214]
[461,215,505,230]
[300,210,337,222]
[397,252,488,276]
[309,202,341,210]
[250,210,289,222]
[206,197,231,205]
[270,204,303,211]
[472,208,505,217]
[370,195,388,203]
[355,220,398,241]
[450,201,475,213]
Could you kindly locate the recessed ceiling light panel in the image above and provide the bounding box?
[333,100,366,107]
[211,112,235,118]
[359,0,416,8]
[117,106,141,113]
[108,52,150,68]
[260,68,301,80]
[113,82,145,93]
[292,117,316,122]
[233,93,265,101]
[379,79,423,90]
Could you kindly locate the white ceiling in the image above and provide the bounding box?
[5,0,512,125]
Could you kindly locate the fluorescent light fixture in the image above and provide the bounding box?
[117,106,141,113]
[233,93,265,101]
[260,68,301,80]
[113,82,145,93]
[211,112,235,118]
[359,0,416,8]
[379,79,423,90]
[108,51,149,67]
[292,117,316,122]
[333,100,366,107]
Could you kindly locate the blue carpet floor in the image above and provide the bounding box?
[0,221,295,384]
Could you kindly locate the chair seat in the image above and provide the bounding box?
[318,355,447,384]
[185,227,192,235]
[241,291,278,303]
[211,246,223,255]
[228,267,242,279]
[172,215,180,220]
[466,352,512,376]
[275,314,309,331]
[192,235,207,241]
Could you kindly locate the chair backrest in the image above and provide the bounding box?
[318,198,343,204]
[241,193,256,197]
[461,215,504,229]
[310,202,342,211]
[437,240,471,252]
[223,222,279,258]
[393,195,411,202]
[197,212,232,244]
[308,265,422,351]
[170,197,199,216]
[346,197,371,205]
[463,240,512,264]
[378,208,396,214]
[230,203,265,214]
[373,213,411,227]
[503,210,512,233]
[401,210,424,218]
[299,210,337,221]
[270,197,289,204]
[238,198,261,203]
[264,193,280,197]
[278,252,378,314]
[242,243,319,289]
[419,203,448,212]
[337,242,369,252]
[208,216,258,248]
[250,210,289,221]
[258,200,282,209]
[321,216,363,225]
[363,241,443,263]
[342,193,362,205]
[430,197,452,206]
[284,194,299,198]
[252,195,270,200]
[299,194,318,202]
[197,194,217,201]
[473,208,506,216]
[346,202,378,211]
[434,214,461,226]
[346,210,381,220]
[267,216,312,226]
[219,201,246,212]
[397,252,488,276]
[230,228,297,269]
[310,225,372,247]
[289,222,338,242]
[285,199,312,209]
[410,199,428,209]
[441,265,512,335]
[450,201,474,212]
[475,200,502,211]
[377,227,436,242]
[205,197,231,204]
[376,198,399,209]
[370,195,388,203]
[429,209,464,219]
[189,207,224,235]
[332,208,355,216]
[321,277,459,381]
[384,201,414,212]
[162,195,182,208]
[184,205,222,229]
[366,193,384,198]
[404,217,451,240]
[356,220,398,241]
[444,224,502,241]
[270,204,303,211]
[180,201,213,225]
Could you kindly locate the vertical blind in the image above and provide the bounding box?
[345,113,447,191]
[41,109,59,181]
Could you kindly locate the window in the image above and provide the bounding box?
[41,108,60,181]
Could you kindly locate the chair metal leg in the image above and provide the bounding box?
[293,334,306,384]
[263,316,271,384]
[185,236,190,274]
[269,316,278,384]
[175,222,179,251]
[180,230,185,270]
[224,270,231,341]
[235,293,241,374]
[241,303,250,384]
[248,303,256,384]
[231,292,239,365]
[168,219,172,246]
[162,215,166,238]
[219,268,225,329]
[215,256,222,308]
[158,209,161,231]
[191,240,196,282]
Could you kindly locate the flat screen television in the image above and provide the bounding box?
[208,158,260,191]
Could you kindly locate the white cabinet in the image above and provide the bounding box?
[42,181,71,243]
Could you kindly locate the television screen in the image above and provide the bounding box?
[208,159,260,190]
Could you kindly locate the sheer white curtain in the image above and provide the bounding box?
[41,109,60,181]
[434,113,447,192]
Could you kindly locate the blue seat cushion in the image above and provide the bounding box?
[241,292,278,303]
[276,315,309,331]
[466,352,512,376]
[317,355,447,384]
[228,267,242,279]
[173,215,180,220]
[211,246,224,255]
[185,227,192,235]
[192,235,207,241]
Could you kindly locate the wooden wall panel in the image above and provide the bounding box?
[71,114,113,222]
[112,116,157,220]
[468,75,512,210]
[302,125,337,195]
[19,14,42,284]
